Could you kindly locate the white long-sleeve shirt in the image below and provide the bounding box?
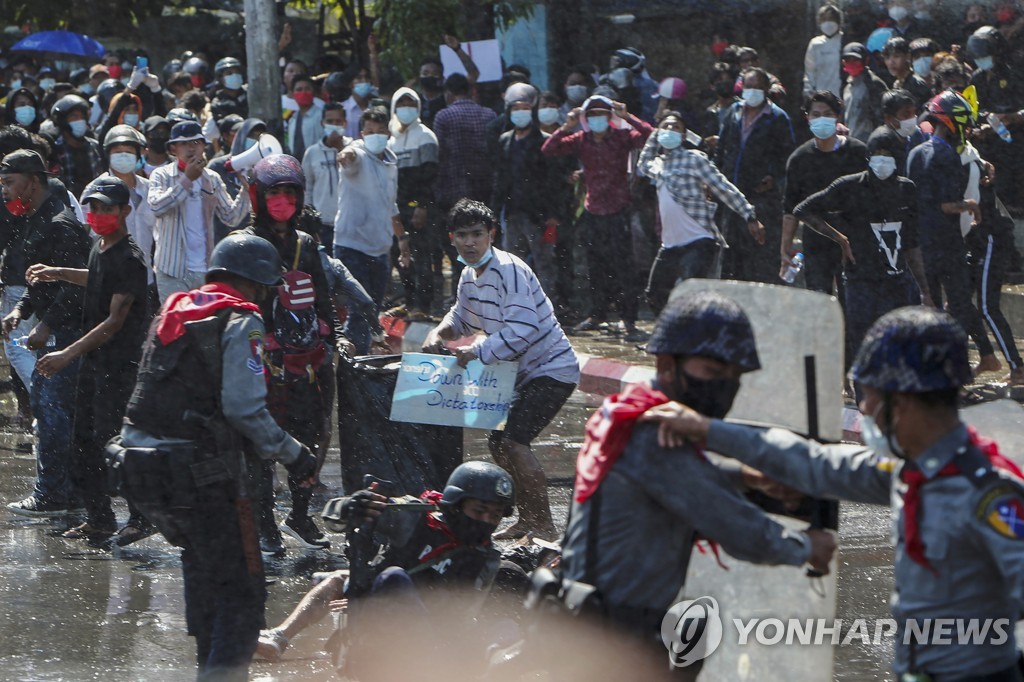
[803,31,843,99]
[442,248,580,387]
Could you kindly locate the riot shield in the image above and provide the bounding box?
[962,400,1024,468]
[670,279,844,682]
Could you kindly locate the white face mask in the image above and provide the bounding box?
[912,57,932,77]
[820,21,840,37]
[39,78,55,91]
[537,107,560,126]
[742,88,765,108]
[897,116,918,138]
[861,413,905,458]
[869,154,897,180]
[362,133,389,155]
[395,106,419,126]
[888,5,909,22]
[323,124,344,139]
[109,151,138,175]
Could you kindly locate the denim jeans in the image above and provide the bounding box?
[504,211,557,299]
[645,238,721,316]
[30,327,81,507]
[2,285,38,393]
[335,247,389,354]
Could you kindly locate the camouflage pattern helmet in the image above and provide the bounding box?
[850,306,971,393]
[647,291,761,373]
[440,461,515,516]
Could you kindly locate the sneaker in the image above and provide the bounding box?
[281,516,331,549]
[6,496,69,518]
[261,534,286,558]
[255,628,289,661]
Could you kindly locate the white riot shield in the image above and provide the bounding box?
[668,279,845,441]
[670,279,843,682]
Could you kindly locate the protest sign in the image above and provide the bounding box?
[390,352,518,430]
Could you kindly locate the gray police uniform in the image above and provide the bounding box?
[561,422,811,628]
[121,311,303,462]
[706,420,1024,681]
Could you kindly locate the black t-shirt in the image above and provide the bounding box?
[794,170,919,281]
[83,234,150,369]
[784,136,868,253]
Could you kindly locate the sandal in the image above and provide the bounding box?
[62,521,116,540]
[113,522,156,547]
[256,628,290,661]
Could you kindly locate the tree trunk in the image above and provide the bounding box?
[244,0,283,138]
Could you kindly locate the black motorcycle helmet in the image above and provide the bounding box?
[439,461,515,516]
[206,233,283,286]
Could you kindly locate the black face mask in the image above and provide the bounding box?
[148,136,169,154]
[714,81,735,98]
[420,76,442,92]
[674,366,741,420]
[444,510,496,546]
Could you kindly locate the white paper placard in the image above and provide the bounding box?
[390,352,518,430]
[439,39,503,83]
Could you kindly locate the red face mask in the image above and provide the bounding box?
[266,194,297,222]
[108,64,123,80]
[294,91,315,108]
[87,211,120,236]
[843,61,865,77]
[191,75,203,88]
[5,196,31,216]
[711,41,729,58]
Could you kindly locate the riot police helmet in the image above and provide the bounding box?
[206,233,283,287]
[440,461,515,516]
[647,291,761,372]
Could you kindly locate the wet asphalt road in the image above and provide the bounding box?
[0,382,899,682]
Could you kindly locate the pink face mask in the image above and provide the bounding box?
[266,194,297,222]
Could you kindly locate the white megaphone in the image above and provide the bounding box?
[225,133,283,173]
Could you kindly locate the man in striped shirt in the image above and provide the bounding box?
[423,199,579,540]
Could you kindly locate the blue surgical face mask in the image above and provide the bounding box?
[353,82,373,98]
[657,129,683,150]
[457,247,494,269]
[587,115,610,134]
[80,83,94,96]
[868,154,897,180]
[861,411,905,459]
[69,119,88,138]
[123,113,140,128]
[395,106,419,126]
[109,151,138,175]
[742,88,765,108]
[14,105,35,127]
[912,57,932,77]
[223,73,244,91]
[323,124,344,139]
[538,107,560,126]
[974,56,994,72]
[9,78,21,90]
[243,137,257,150]
[39,78,55,91]
[566,84,588,104]
[509,109,533,129]
[363,133,389,155]
[808,116,838,140]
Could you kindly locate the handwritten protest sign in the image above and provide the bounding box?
[390,352,518,430]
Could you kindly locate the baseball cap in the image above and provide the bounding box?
[89,64,110,79]
[842,42,867,60]
[81,175,131,206]
[143,115,170,135]
[657,77,688,100]
[0,149,53,176]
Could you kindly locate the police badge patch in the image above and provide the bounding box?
[248,331,265,375]
[496,476,513,499]
[978,486,1024,540]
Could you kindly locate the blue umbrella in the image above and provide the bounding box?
[11,30,105,59]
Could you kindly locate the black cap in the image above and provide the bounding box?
[0,149,53,176]
[143,115,170,135]
[218,113,244,136]
[842,42,867,60]
[168,120,204,144]
[81,175,130,206]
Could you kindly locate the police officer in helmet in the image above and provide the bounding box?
[646,305,1024,681]
[116,232,317,681]
[557,291,835,678]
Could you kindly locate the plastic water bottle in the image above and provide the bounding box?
[11,335,55,348]
[782,252,804,284]
[988,113,1013,143]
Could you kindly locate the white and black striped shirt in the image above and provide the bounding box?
[443,248,579,386]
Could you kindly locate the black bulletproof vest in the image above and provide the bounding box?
[124,309,232,440]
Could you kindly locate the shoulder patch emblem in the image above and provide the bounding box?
[247,336,265,375]
[875,459,897,474]
[977,484,1024,539]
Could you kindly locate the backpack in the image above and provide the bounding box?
[264,239,329,383]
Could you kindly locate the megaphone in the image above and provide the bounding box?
[225,133,283,173]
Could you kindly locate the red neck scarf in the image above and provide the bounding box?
[156,282,261,344]
[574,384,726,568]
[900,426,1024,572]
